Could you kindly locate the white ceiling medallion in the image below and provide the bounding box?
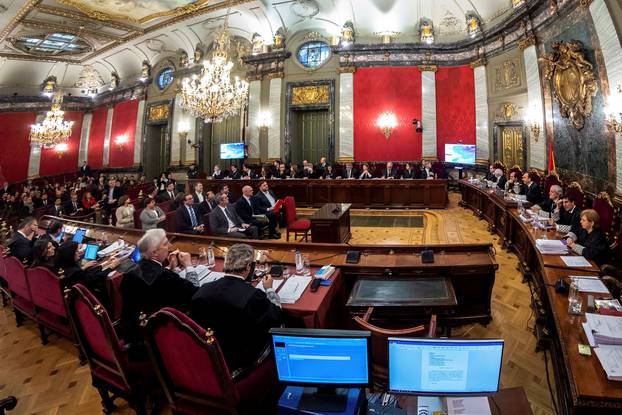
[290,0,320,19]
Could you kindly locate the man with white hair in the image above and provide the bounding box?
[534,184,563,215]
[120,229,199,341]
[494,168,506,190]
[191,243,282,372]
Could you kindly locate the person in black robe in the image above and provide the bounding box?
[567,209,612,267]
[555,195,582,235]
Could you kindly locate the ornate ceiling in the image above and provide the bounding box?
[0,0,529,94]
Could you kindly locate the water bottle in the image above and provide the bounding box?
[207,244,215,268]
[568,279,583,315]
[295,250,303,274]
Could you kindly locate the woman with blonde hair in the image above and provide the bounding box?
[115,195,135,229]
[567,209,611,266]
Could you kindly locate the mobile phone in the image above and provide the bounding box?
[245,261,256,282]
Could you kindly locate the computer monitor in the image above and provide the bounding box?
[388,338,504,396]
[220,142,245,159]
[84,244,99,261]
[72,228,86,244]
[444,144,476,165]
[270,328,371,412]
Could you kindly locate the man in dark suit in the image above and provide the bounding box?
[274,164,289,179]
[190,243,283,372]
[103,179,123,217]
[175,194,205,234]
[64,192,83,216]
[6,217,37,264]
[242,165,257,179]
[536,185,563,214]
[158,182,176,203]
[421,161,435,179]
[317,157,328,177]
[209,193,258,239]
[48,198,64,217]
[358,164,373,179]
[33,192,50,209]
[191,183,209,214]
[340,162,358,179]
[521,172,542,205]
[493,169,507,190]
[235,185,273,239]
[78,161,91,177]
[555,195,582,235]
[380,162,399,179]
[252,181,280,238]
[229,164,243,179]
[212,164,226,179]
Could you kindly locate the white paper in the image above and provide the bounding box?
[561,256,592,267]
[536,239,567,255]
[594,345,622,380]
[256,278,284,292]
[583,322,597,347]
[278,275,312,304]
[98,240,125,257]
[571,276,610,294]
[446,397,491,415]
[585,313,622,345]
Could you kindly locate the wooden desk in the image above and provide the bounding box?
[309,203,351,244]
[187,179,448,209]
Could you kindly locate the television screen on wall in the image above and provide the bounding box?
[220,143,245,159]
[444,144,476,165]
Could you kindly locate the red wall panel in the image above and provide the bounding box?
[353,67,422,161]
[39,111,84,177]
[88,106,107,169]
[435,66,476,161]
[108,99,139,168]
[0,112,36,183]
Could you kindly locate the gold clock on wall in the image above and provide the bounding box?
[540,40,597,130]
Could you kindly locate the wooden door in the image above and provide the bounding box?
[143,124,167,179]
[296,110,330,164]
[500,126,525,170]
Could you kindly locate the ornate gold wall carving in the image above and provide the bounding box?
[291,85,329,106]
[540,40,597,130]
[495,60,521,90]
[148,104,169,122]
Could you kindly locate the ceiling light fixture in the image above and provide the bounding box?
[30,91,73,148]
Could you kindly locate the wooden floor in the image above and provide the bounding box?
[0,192,555,414]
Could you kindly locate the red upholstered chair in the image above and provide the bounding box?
[431,162,445,179]
[133,208,143,230]
[26,267,72,344]
[566,182,585,209]
[144,307,277,415]
[0,244,9,307]
[165,210,177,233]
[544,172,561,196]
[66,284,155,415]
[592,192,616,241]
[3,256,36,327]
[283,196,310,242]
[158,200,173,213]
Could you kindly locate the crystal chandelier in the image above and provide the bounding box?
[30,91,73,148]
[180,4,249,123]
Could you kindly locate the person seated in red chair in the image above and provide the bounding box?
[554,195,582,235]
[175,193,205,235]
[209,193,259,239]
[64,192,83,216]
[533,185,562,215]
[338,162,358,179]
[229,164,243,180]
[212,164,227,179]
[358,164,373,179]
[252,181,281,239]
[6,217,37,264]
[235,185,275,239]
[81,190,99,213]
[380,161,399,179]
[504,171,522,194]
[158,182,176,203]
[190,243,283,373]
[521,172,542,205]
[566,209,612,267]
[421,160,435,179]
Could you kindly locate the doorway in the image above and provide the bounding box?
[143,124,169,180]
[290,110,331,164]
[493,122,527,170]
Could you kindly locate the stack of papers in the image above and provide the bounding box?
[536,239,567,255]
[561,256,592,267]
[98,240,125,257]
[594,346,622,381]
[278,275,312,304]
[585,313,622,345]
[570,276,610,294]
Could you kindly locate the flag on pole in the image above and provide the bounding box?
[548,142,556,174]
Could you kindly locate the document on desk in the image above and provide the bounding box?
[278,275,312,304]
[560,256,592,267]
[585,313,622,345]
[571,276,610,294]
[446,396,491,415]
[594,345,622,381]
[256,278,284,293]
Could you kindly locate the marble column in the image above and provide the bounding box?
[472,63,490,163]
[338,68,355,161]
[27,114,44,178]
[267,75,283,160]
[133,100,146,167]
[247,79,261,159]
[102,106,114,167]
[172,95,197,165]
[420,67,437,160]
[617,133,622,194]
[522,44,545,170]
[78,112,92,166]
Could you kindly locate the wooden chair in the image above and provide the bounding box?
[3,256,36,327]
[352,307,437,390]
[566,181,585,209]
[144,307,277,415]
[543,171,561,196]
[592,192,616,241]
[26,267,72,344]
[283,196,311,242]
[66,284,156,415]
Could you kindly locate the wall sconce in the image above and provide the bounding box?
[256,112,272,132]
[54,143,68,158]
[115,134,128,151]
[340,21,355,48]
[527,104,541,142]
[377,112,398,140]
[605,85,622,133]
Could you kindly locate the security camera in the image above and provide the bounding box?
[412,118,423,133]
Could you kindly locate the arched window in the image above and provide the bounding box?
[296,41,331,68]
[157,68,175,90]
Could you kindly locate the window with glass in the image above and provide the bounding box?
[296,41,331,68]
[12,33,90,56]
[157,68,175,90]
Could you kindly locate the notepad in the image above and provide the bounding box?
[256,278,284,293]
[560,256,592,267]
[447,397,491,415]
[571,276,610,294]
[585,313,622,345]
[594,345,622,381]
[278,275,312,304]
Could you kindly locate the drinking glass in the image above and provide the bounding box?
[302,255,311,276]
[198,247,207,265]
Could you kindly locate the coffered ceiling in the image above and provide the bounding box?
[0,0,522,94]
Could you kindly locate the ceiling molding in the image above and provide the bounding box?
[35,5,143,34]
[0,0,41,43]
[20,19,123,42]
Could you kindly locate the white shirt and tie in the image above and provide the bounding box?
[195,192,204,203]
[108,187,114,204]
[243,195,253,209]
[187,205,199,228]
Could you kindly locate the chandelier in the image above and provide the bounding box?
[30,91,73,148]
[180,5,249,123]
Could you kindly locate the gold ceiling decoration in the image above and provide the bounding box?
[291,85,329,106]
[57,0,210,24]
[540,40,597,130]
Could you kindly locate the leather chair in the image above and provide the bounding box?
[144,307,277,415]
[566,181,585,209]
[283,196,311,242]
[3,256,36,327]
[592,192,616,241]
[66,284,157,415]
[543,172,561,196]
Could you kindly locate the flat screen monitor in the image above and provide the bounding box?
[72,228,86,244]
[220,142,245,160]
[84,244,99,261]
[270,328,371,412]
[388,338,504,395]
[444,144,476,165]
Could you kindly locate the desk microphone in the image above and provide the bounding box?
[554,277,569,293]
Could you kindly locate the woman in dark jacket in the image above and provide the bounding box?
[31,239,56,270]
[567,209,612,266]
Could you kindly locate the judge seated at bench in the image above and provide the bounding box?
[380,161,399,179]
[339,162,358,179]
[401,163,417,179]
[533,185,562,214]
[421,160,435,179]
[566,209,612,267]
[521,172,542,205]
[359,164,373,179]
[504,171,522,194]
[493,169,506,190]
[209,192,259,239]
[554,195,581,235]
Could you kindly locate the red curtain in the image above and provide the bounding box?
[88,106,108,169]
[0,112,36,183]
[353,67,422,161]
[39,111,84,176]
[109,99,139,168]
[435,66,476,161]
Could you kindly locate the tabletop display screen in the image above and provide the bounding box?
[84,244,99,261]
[444,144,476,165]
[72,229,86,244]
[220,143,245,159]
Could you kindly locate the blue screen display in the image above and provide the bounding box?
[444,144,476,164]
[84,244,99,260]
[220,143,245,159]
[388,339,503,395]
[131,247,141,263]
[72,229,86,244]
[272,335,369,385]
